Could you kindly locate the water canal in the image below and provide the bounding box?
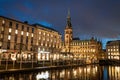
[0,65,120,80]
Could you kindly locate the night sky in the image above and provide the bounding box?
[0,0,120,48]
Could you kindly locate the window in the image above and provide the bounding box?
[21,31,24,35]
[9,22,12,27]
[7,41,10,49]
[14,35,17,43]
[39,37,41,40]
[22,25,24,30]
[27,27,29,32]
[9,28,12,33]
[26,37,28,44]
[31,33,33,37]
[0,34,3,38]
[15,30,18,34]
[2,20,5,24]
[31,37,33,44]
[39,32,41,34]
[2,27,4,31]
[21,36,23,43]
[43,32,45,35]
[15,23,18,29]
[32,28,34,33]
[26,32,29,36]
[8,35,11,40]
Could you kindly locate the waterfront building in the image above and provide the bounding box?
[106,40,120,60]
[33,24,62,61]
[61,11,102,63]
[0,16,62,61]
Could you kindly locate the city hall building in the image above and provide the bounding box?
[0,16,62,61]
[61,11,102,63]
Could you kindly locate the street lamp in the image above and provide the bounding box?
[16,43,26,69]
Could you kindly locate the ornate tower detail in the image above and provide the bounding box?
[64,10,73,48]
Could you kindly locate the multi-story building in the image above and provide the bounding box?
[0,16,62,61]
[62,11,102,63]
[0,16,37,61]
[106,40,120,60]
[33,24,62,61]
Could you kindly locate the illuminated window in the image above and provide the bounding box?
[39,32,41,34]
[114,49,115,51]
[45,43,47,46]
[41,43,43,46]
[0,42,2,46]
[51,35,53,37]
[15,30,18,34]
[44,32,45,35]
[21,31,24,35]
[9,28,12,33]
[8,35,11,40]
[2,20,5,24]
[32,33,33,37]
[26,32,29,36]
[111,49,113,51]
[117,49,119,51]
[114,46,115,48]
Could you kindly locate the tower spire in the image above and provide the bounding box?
[66,9,72,28]
[67,9,70,18]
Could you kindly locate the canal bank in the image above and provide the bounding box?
[0,63,98,74]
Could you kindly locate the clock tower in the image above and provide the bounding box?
[64,10,73,51]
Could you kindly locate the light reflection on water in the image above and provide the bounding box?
[0,65,120,80]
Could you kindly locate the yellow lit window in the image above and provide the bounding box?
[9,28,12,33]
[15,30,18,34]
[2,20,5,24]
[45,43,47,46]
[51,35,53,37]
[117,49,119,51]
[39,32,41,34]
[8,35,11,40]
[26,32,29,36]
[111,49,113,51]
[44,32,45,35]
[32,33,33,37]
[21,31,24,35]
[41,43,43,46]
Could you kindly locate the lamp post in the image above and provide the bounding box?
[5,53,8,70]
[16,43,26,69]
[31,53,33,68]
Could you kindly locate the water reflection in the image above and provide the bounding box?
[0,65,120,80]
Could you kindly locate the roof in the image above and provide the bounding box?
[32,23,58,32]
[0,15,33,27]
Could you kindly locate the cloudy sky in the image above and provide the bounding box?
[0,0,120,48]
